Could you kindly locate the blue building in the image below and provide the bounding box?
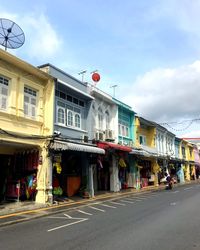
[112,98,137,189]
[38,64,104,200]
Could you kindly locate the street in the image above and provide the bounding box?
[0,182,200,250]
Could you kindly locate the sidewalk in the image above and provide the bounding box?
[0,181,196,227]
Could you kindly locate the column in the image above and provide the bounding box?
[110,154,120,192]
[88,165,94,198]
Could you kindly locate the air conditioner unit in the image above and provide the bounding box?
[82,135,89,143]
[99,132,104,141]
[109,130,114,139]
[105,129,114,140]
[95,132,105,141]
[105,129,110,139]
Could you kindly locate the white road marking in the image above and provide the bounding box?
[121,199,134,204]
[123,198,136,202]
[77,210,93,216]
[110,201,126,206]
[100,203,117,209]
[184,187,193,191]
[89,206,105,212]
[172,191,179,193]
[64,214,72,219]
[133,196,148,200]
[170,202,177,206]
[48,216,67,219]
[47,218,88,232]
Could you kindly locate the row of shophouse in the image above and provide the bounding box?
[0,48,199,204]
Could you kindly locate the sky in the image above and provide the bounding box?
[1,0,200,138]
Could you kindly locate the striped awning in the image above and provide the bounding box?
[50,140,105,154]
[96,142,132,152]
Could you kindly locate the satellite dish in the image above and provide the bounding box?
[0,18,25,51]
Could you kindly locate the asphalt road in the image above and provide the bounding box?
[0,182,200,250]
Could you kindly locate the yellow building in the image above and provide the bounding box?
[180,140,195,181]
[134,116,159,187]
[0,49,54,204]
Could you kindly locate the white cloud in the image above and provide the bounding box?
[0,10,62,60]
[20,13,62,60]
[124,61,200,125]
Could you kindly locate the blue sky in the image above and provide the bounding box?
[1,0,200,137]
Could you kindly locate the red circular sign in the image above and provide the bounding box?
[92,72,100,82]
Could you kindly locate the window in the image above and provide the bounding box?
[73,97,78,105]
[139,135,146,145]
[126,127,129,137]
[67,110,73,126]
[160,135,163,152]
[118,124,121,135]
[98,108,103,129]
[67,95,72,102]
[105,111,109,129]
[75,114,81,128]
[24,86,37,118]
[57,107,65,124]
[0,76,9,110]
[79,100,84,107]
[119,123,129,137]
[56,100,82,129]
[60,92,66,100]
[182,147,186,158]
[56,89,85,108]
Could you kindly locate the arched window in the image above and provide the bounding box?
[98,108,103,129]
[75,114,81,128]
[105,111,109,129]
[67,110,73,126]
[57,107,65,124]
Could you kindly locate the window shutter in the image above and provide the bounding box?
[24,87,37,118]
[24,103,28,115]
[0,86,8,110]
[1,97,7,109]
[31,106,36,117]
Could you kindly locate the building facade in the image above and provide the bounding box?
[38,64,104,200]
[0,49,55,204]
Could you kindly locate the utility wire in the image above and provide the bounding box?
[158,117,200,132]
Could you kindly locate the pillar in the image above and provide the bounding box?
[35,146,52,204]
[88,165,95,198]
[110,154,120,192]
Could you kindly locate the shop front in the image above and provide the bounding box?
[130,148,159,188]
[0,140,48,204]
[96,142,132,193]
[167,159,185,184]
[49,140,105,200]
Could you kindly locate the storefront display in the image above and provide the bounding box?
[0,150,39,202]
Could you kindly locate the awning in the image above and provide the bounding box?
[130,148,151,157]
[140,145,158,155]
[130,145,157,158]
[50,141,105,154]
[96,142,132,152]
